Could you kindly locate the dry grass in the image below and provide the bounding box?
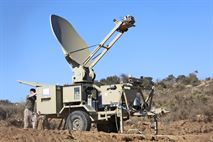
[154,78,213,122]
[0,100,25,127]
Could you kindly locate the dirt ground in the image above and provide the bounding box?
[0,118,213,142]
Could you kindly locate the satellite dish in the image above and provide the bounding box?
[50,15,90,68]
[50,14,135,83]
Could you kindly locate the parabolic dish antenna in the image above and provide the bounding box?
[50,15,90,68]
[50,14,135,83]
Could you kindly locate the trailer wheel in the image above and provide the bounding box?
[97,117,120,133]
[66,110,91,131]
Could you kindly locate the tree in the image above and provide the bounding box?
[120,74,129,83]
[100,75,120,85]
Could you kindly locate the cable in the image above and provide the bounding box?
[69,44,99,54]
[92,53,101,60]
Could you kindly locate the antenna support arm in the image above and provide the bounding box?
[83,15,135,68]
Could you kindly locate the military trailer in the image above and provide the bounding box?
[18,15,159,134]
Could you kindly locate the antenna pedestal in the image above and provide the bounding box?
[72,66,96,83]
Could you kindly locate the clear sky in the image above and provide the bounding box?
[0,0,212,102]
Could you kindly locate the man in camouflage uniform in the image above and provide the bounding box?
[24,88,37,129]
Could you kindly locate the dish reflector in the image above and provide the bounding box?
[50,15,90,68]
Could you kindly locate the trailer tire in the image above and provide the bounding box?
[66,110,91,131]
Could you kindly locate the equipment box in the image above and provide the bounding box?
[36,85,63,114]
[63,85,83,103]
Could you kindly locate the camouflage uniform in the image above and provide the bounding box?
[24,95,37,129]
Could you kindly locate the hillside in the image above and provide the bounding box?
[0,74,212,142]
